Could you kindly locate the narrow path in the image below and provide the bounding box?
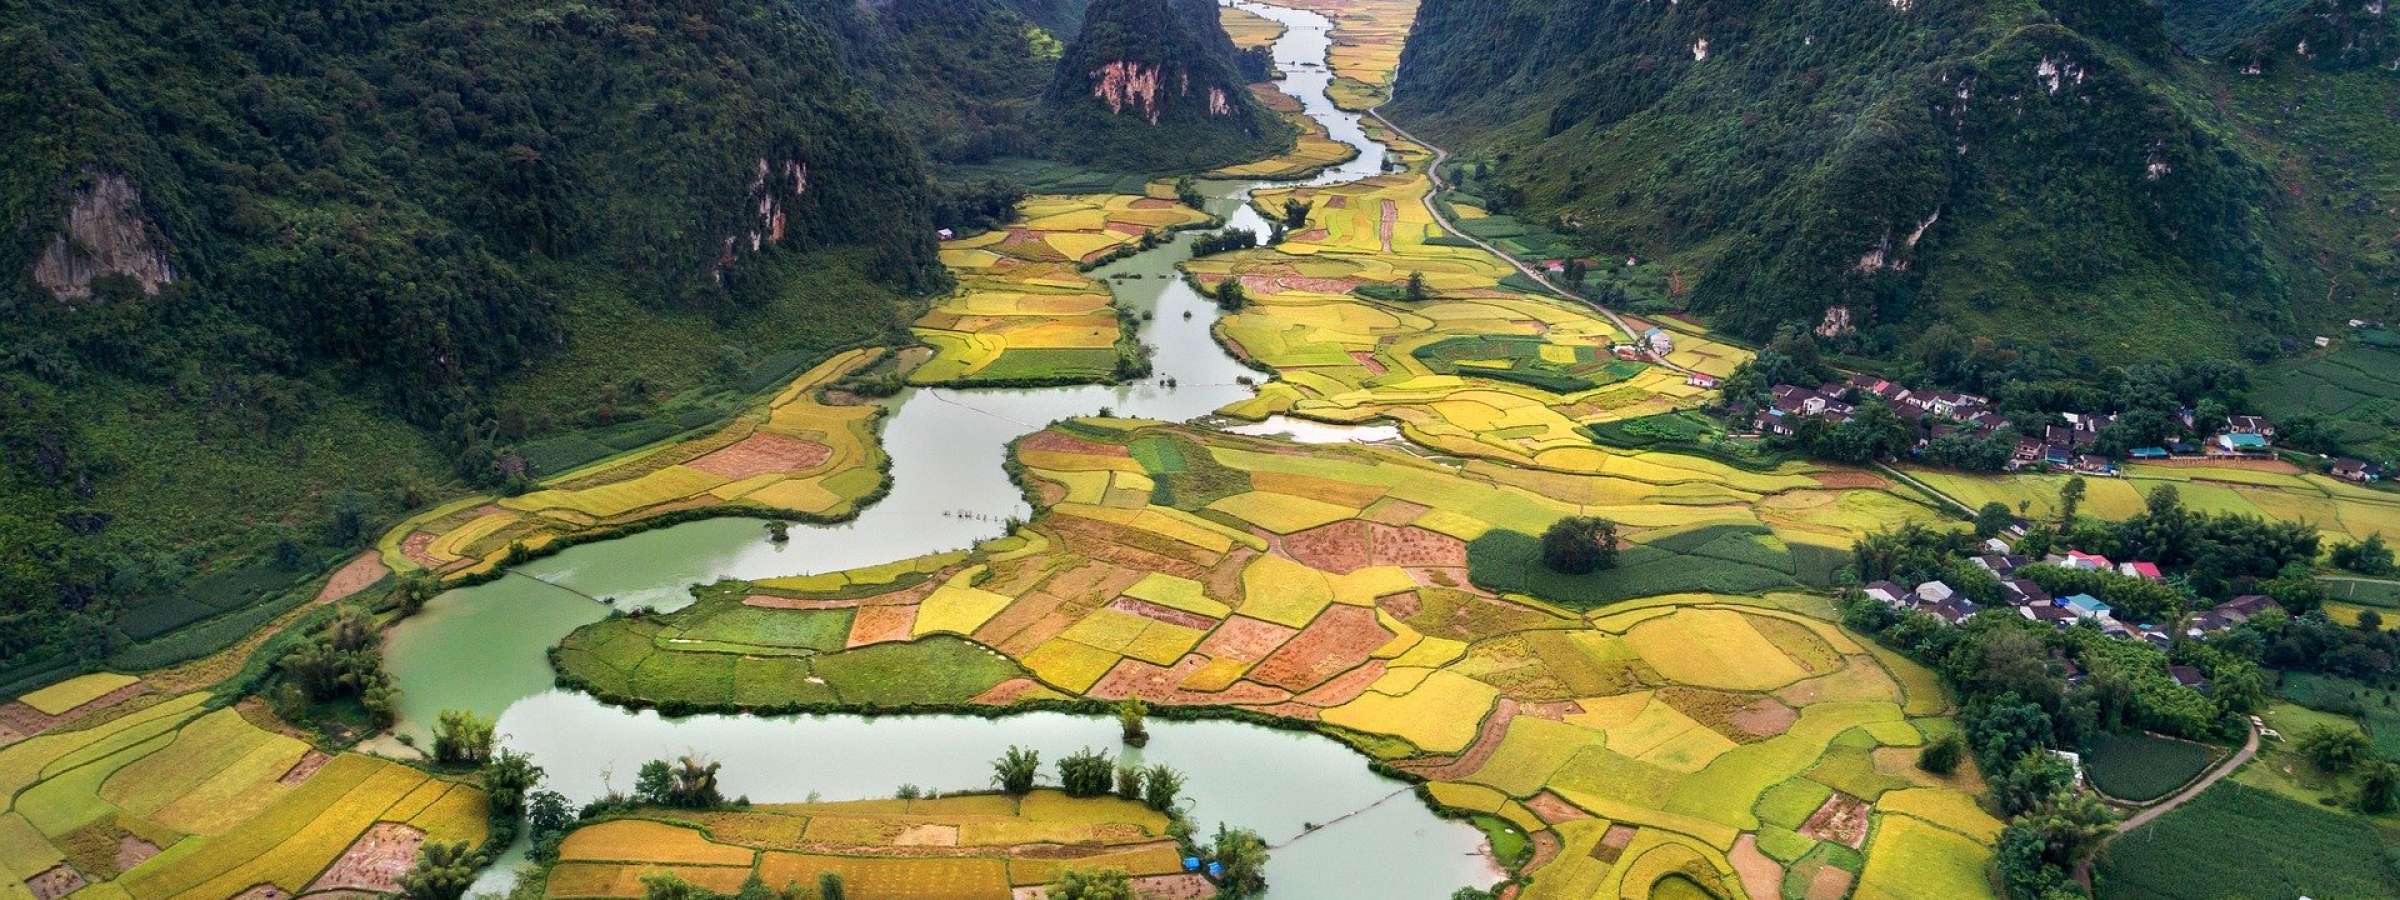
[1873,461,1975,517]
[1364,109,1690,376]
[2076,723,2260,884]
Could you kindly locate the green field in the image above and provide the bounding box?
[2094,782,2400,899]
[2255,343,2400,459]
[1466,524,1806,607]
[2084,732,2218,802]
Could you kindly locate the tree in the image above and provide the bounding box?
[1208,824,1271,897]
[818,873,846,900]
[1974,502,2014,540]
[1404,271,1428,301]
[1141,763,1186,812]
[635,759,675,805]
[1539,516,1618,575]
[398,841,477,900]
[1117,698,1148,746]
[1058,748,1115,797]
[993,746,1041,794]
[1215,280,1248,312]
[2332,534,2396,576]
[524,789,574,860]
[1115,763,1142,801]
[1918,732,1965,775]
[2298,725,2371,773]
[1281,198,1310,229]
[431,709,495,765]
[395,572,438,617]
[1991,751,2075,817]
[669,753,724,807]
[2359,759,2400,813]
[484,748,544,818]
[1055,867,1135,900]
[2058,477,2086,524]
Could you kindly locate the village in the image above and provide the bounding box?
[1743,373,2386,482]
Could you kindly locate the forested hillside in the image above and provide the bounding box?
[0,0,948,680]
[1390,0,2398,364]
[1045,0,1294,171]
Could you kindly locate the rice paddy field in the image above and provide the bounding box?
[0,680,487,899]
[542,791,1194,899]
[1187,119,1753,471]
[1205,85,1360,181]
[911,191,1212,386]
[554,418,1990,899]
[1264,0,1419,110]
[1901,461,2400,546]
[379,350,893,582]
[1220,4,1287,50]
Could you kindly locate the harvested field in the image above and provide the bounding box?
[687,432,833,479]
[1800,792,1871,849]
[306,822,426,894]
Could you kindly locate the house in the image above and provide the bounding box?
[1983,537,2015,554]
[2169,665,2211,692]
[1916,581,1956,603]
[2063,551,2113,571]
[1972,554,2026,577]
[2119,561,2163,582]
[1642,327,1674,355]
[2332,458,2380,483]
[2187,595,2280,636]
[2062,593,2111,619]
[2216,432,2271,454]
[1686,372,1719,389]
[1927,598,1979,625]
[2225,415,2274,436]
[2002,578,2052,606]
[1862,581,1910,606]
[2076,454,2117,475]
[2022,604,2076,627]
[2128,447,2170,460]
[2043,444,2074,467]
[936,228,956,240]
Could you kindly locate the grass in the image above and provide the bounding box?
[2094,782,2400,900]
[2084,732,2218,802]
[1466,528,1800,608]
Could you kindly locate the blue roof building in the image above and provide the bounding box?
[2063,593,2111,619]
[2129,447,2169,459]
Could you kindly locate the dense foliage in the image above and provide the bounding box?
[1044,0,1291,171]
[1391,0,2397,359]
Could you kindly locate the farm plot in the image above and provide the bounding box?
[0,688,486,899]
[381,349,891,581]
[551,420,1990,894]
[2094,782,2400,900]
[2083,732,2218,803]
[1905,463,2400,546]
[1206,85,1358,181]
[1188,123,1753,468]
[542,791,1185,899]
[1265,0,1419,110]
[912,192,1211,386]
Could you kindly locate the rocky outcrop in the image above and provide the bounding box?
[30,173,174,301]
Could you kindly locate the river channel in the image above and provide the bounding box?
[383,4,1501,895]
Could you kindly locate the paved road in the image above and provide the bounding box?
[1365,108,1692,376]
[2077,723,2261,884]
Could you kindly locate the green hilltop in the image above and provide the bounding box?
[1389,0,2397,363]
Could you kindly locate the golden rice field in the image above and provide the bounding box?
[542,791,1192,899]
[1186,121,1752,470]
[378,349,891,581]
[1219,4,1285,50]
[912,192,1212,386]
[1903,461,2400,546]
[554,419,1988,898]
[1205,85,1360,181]
[1267,0,1420,110]
[0,682,486,899]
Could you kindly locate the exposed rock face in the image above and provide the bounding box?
[30,173,174,301]
[1039,0,1281,169]
[713,157,810,285]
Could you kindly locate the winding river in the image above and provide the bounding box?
[385,4,1500,894]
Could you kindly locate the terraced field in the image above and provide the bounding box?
[554,419,1984,898]
[0,677,487,898]
[543,791,1194,899]
[1205,85,1361,181]
[380,350,893,581]
[912,192,1214,386]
